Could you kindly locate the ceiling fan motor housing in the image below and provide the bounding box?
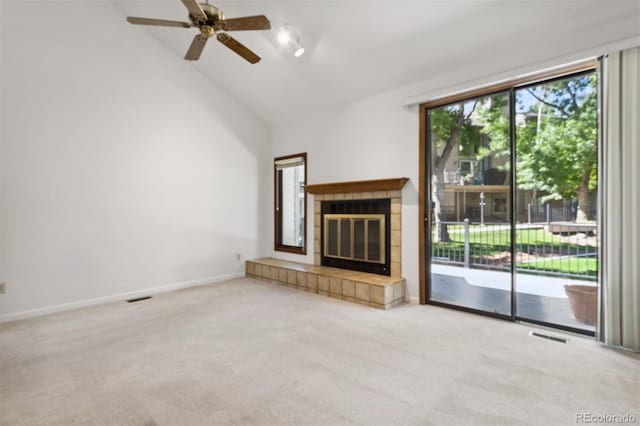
[195,4,224,26]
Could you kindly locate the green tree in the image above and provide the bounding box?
[478,73,598,221]
[430,102,483,241]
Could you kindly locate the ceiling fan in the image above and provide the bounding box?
[126,0,271,64]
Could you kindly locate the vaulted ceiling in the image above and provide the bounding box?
[115,1,640,124]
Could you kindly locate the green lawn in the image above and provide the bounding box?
[443,226,596,253]
[433,225,598,277]
[518,257,597,277]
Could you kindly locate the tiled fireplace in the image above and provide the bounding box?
[246,178,409,309]
[309,178,407,278]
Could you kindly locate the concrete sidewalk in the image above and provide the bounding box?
[431,264,597,298]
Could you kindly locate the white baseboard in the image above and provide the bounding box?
[408,296,419,304]
[0,272,245,323]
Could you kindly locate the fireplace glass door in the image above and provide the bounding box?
[324,214,385,264]
[321,199,391,275]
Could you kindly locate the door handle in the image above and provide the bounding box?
[425,209,432,230]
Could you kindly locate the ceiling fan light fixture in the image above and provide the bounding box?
[277,29,291,46]
[277,24,304,57]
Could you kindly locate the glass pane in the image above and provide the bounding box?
[428,92,511,316]
[279,163,305,248]
[514,72,598,333]
[340,219,351,257]
[354,219,365,259]
[327,220,338,256]
[367,220,380,262]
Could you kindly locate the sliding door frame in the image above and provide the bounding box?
[422,87,515,321]
[418,60,597,331]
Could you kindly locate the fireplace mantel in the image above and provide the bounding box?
[305,177,409,194]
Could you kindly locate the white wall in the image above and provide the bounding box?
[269,90,421,297]
[267,32,640,302]
[0,1,270,319]
[0,1,4,290]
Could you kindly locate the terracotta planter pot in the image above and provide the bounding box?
[564,285,597,326]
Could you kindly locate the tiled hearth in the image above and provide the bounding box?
[246,258,406,309]
[247,178,409,310]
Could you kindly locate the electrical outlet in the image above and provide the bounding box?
[236,253,242,261]
[0,282,5,294]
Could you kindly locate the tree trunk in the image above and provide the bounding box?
[432,129,459,243]
[576,176,592,222]
[432,170,450,242]
[576,137,597,222]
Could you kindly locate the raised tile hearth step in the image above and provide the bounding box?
[245,258,406,310]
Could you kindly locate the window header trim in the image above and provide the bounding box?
[420,60,596,110]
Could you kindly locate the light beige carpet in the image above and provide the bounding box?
[1,277,638,426]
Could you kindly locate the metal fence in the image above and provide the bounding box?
[432,220,598,281]
[525,204,598,223]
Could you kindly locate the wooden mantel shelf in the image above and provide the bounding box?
[305,177,409,194]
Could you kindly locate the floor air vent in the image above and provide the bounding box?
[127,296,152,303]
[530,331,568,344]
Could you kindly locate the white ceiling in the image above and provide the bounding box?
[114,1,640,125]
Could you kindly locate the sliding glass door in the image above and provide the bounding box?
[427,91,513,317]
[513,73,598,333]
[425,69,599,334]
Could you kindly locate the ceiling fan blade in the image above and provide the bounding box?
[216,33,261,64]
[215,15,271,31]
[185,35,208,61]
[127,17,192,28]
[180,0,207,22]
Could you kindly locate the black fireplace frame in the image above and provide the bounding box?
[320,198,391,276]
